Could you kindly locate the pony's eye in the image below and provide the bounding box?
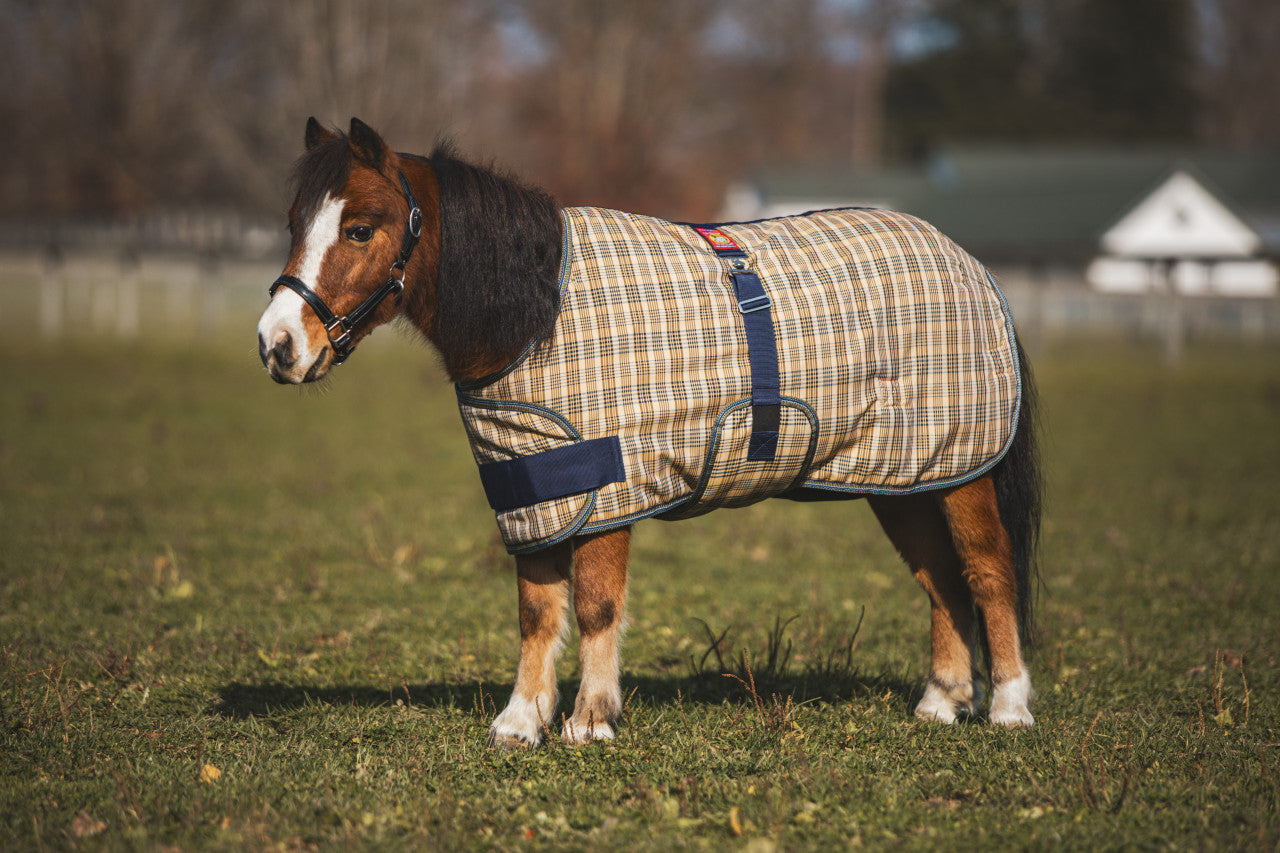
[346,225,374,243]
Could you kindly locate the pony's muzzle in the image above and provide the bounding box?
[260,329,300,384]
[262,329,294,366]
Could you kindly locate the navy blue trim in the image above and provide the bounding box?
[455,390,582,440]
[729,269,781,461]
[678,206,878,230]
[655,396,819,519]
[777,397,821,493]
[505,492,599,555]
[573,494,692,542]
[478,436,626,512]
[779,486,865,502]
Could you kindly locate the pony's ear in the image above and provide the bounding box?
[305,117,337,150]
[348,118,389,168]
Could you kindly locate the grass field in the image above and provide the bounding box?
[2,326,1278,850]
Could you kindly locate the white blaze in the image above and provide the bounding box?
[297,195,346,288]
[257,195,346,360]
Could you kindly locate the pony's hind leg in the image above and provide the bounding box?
[489,540,572,749]
[938,476,1034,727]
[869,493,980,723]
[563,528,631,743]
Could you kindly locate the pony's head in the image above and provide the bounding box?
[257,117,430,384]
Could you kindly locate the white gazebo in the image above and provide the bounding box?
[1086,169,1278,361]
[1086,170,1278,297]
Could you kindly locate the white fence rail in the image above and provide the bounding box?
[1,246,1278,349]
[1,250,277,342]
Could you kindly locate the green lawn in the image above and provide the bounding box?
[2,329,1277,850]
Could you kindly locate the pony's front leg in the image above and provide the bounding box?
[489,540,572,749]
[563,528,630,744]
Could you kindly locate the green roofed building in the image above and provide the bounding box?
[722,147,1280,298]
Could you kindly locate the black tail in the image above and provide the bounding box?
[991,337,1043,647]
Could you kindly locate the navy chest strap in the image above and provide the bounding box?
[477,436,626,512]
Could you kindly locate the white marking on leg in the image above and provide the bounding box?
[564,606,626,743]
[489,615,566,748]
[490,693,553,747]
[989,669,1034,727]
[563,716,614,744]
[915,679,976,724]
[915,683,959,724]
[563,675,622,744]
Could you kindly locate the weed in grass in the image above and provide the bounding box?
[1212,647,1251,728]
[724,649,802,739]
[1075,711,1137,813]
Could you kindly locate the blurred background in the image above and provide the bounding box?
[1,0,1279,355]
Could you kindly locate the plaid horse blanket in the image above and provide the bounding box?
[457,206,1022,553]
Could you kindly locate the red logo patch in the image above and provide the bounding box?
[694,227,743,253]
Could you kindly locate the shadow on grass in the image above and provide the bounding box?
[212,668,922,721]
[213,611,925,721]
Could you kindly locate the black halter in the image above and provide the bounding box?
[269,171,423,365]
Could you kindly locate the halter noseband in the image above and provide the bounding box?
[269,171,423,365]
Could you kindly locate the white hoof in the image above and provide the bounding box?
[989,671,1034,728]
[488,694,552,748]
[562,717,614,744]
[914,680,976,724]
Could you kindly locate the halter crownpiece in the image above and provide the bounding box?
[269,170,422,365]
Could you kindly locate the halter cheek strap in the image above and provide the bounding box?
[269,171,423,365]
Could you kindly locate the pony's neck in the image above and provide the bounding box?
[403,147,563,383]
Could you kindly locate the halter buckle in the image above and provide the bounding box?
[325,317,353,353]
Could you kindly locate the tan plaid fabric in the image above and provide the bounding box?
[457,206,1021,553]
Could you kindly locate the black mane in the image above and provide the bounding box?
[424,143,563,374]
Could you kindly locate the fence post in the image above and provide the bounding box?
[1161,260,1184,367]
[40,244,65,339]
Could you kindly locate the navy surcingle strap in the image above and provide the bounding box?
[691,225,780,462]
[730,269,780,461]
[478,436,626,512]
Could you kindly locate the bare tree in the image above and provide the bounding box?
[512,0,721,214]
[267,1,489,143]
[192,1,493,212]
[1,0,233,214]
[703,0,931,173]
[0,0,492,216]
[1199,0,1280,147]
[6,0,1269,224]
[842,0,935,168]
